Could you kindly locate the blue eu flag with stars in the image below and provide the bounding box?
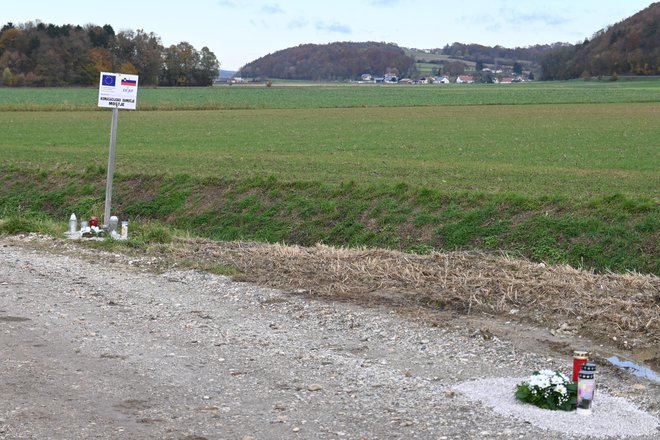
[102,74,116,86]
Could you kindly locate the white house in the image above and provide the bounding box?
[456,75,475,84]
[434,76,450,84]
[384,74,399,83]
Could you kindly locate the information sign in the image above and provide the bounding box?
[97,71,139,227]
[98,72,139,110]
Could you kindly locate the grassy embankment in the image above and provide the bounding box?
[1,81,658,274]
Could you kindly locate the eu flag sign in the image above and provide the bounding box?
[98,72,138,110]
[97,71,140,230]
[102,74,116,87]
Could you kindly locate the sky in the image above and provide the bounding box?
[3,1,655,71]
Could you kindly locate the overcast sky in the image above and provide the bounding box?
[3,1,654,70]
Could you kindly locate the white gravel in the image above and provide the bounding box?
[454,377,659,438]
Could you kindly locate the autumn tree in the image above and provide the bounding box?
[0,20,218,87]
[131,30,162,85]
[2,66,13,85]
[196,46,220,85]
[160,42,219,86]
[443,61,466,77]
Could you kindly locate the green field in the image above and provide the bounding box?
[1,79,659,110]
[1,80,658,274]
[1,103,657,197]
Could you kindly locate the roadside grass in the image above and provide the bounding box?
[0,212,59,236]
[1,168,657,275]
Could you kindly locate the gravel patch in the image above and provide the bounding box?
[1,235,659,439]
[454,377,659,438]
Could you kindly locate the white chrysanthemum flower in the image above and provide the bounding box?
[529,370,552,388]
[517,369,576,411]
[550,374,564,385]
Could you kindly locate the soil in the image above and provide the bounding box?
[0,233,658,440]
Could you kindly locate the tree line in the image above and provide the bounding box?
[0,21,220,86]
[239,42,416,81]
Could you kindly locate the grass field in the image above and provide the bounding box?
[1,80,658,274]
[1,103,657,197]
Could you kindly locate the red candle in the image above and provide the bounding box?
[573,350,588,382]
[89,216,99,227]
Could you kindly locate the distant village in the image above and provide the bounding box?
[356,70,528,84]
[223,68,529,85]
[220,43,537,85]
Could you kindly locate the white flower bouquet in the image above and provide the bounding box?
[515,370,577,411]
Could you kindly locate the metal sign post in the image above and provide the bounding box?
[97,72,139,227]
[103,107,119,227]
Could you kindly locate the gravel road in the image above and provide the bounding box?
[1,236,658,440]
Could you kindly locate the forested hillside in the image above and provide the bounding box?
[433,42,557,66]
[0,22,219,86]
[541,2,660,80]
[239,42,416,81]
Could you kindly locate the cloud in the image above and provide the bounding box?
[505,12,570,27]
[497,7,571,27]
[288,18,309,30]
[370,0,402,6]
[260,3,284,15]
[249,19,270,29]
[459,13,496,30]
[315,21,352,34]
[460,13,493,23]
[217,0,237,7]
[459,9,569,34]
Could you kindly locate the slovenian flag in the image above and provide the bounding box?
[121,78,137,86]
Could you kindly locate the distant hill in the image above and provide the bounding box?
[238,3,656,82]
[416,43,557,70]
[406,45,556,78]
[540,2,660,80]
[239,42,416,81]
[218,69,237,80]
